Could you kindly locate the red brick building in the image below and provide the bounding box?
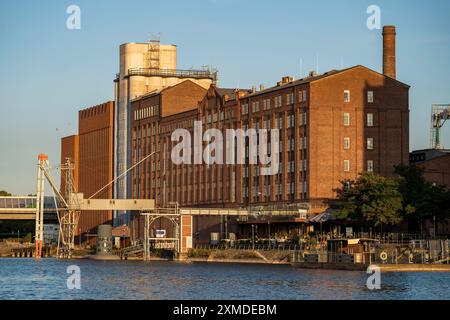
[131,29,409,218]
[130,80,208,203]
[62,26,411,244]
[61,101,115,244]
[410,149,450,187]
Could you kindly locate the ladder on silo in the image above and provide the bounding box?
[146,34,160,70]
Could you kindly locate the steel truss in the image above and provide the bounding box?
[142,205,180,261]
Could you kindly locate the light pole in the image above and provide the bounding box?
[251,224,255,250]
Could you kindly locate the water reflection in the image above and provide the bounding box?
[0,259,448,300]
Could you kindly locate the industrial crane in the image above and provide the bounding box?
[430,104,450,149]
[34,153,157,259]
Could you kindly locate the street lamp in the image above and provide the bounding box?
[251,224,255,250]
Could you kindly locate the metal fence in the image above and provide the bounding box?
[194,238,450,265]
[194,243,300,252]
[291,240,450,265]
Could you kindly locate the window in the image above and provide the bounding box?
[287,93,294,105]
[344,137,350,150]
[344,160,350,172]
[367,138,374,150]
[367,91,374,103]
[242,103,248,115]
[367,160,374,172]
[344,90,350,103]
[287,114,294,128]
[274,96,282,108]
[367,113,374,127]
[343,113,350,126]
[252,101,259,113]
[303,90,307,102]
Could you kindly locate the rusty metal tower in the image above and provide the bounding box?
[430,104,450,149]
[58,158,81,258]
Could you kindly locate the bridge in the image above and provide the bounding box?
[1,153,310,260]
[140,205,308,260]
[0,196,58,221]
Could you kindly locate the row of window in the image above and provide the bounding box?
[134,105,159,121]
[201,109,236,124]
[343,112,374,127]
[242,181,307,198]
[241,90,308,115]
[343,90,374,103]
[343,160,374,172]
[343,137,374,150]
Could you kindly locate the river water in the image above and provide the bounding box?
[0,259,449,300]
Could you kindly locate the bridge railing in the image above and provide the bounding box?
[194,243,301,252]
[0,196,36,210]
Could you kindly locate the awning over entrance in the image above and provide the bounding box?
[308,210,336,223]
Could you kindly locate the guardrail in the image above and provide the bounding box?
[126,68,218,81]
[194,243,300,252]
[0,196,36,210]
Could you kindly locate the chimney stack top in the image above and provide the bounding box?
[383,25,396,34]
[382,25,396,79]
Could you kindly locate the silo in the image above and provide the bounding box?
[164,76,181,88]
[96,224,113,255]
[146,75,164,93]
[159,44,177,70]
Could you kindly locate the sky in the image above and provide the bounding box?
[0,0,449,195]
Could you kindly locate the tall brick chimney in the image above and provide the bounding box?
[383,25,396,79]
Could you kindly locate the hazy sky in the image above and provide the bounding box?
[0,0,449,195]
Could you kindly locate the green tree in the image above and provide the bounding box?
[423,184,450,223]
[333,172,403,226]
[0,190,11,196]
[395,164,450,231]
[394,165,428,218]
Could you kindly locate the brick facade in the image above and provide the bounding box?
[61,101,115,244]
[130,67,410,215]
[416,154,450,188]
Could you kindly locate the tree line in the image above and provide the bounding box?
[330,165,450,232]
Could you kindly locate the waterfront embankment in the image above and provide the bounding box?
[185,248,291,264]
[292,262,450,272]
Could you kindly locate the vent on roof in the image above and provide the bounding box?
[309,71,318,77]
[281,76,294,84]
[260,84,265,91]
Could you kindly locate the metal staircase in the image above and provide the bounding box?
[120,242,144,259]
